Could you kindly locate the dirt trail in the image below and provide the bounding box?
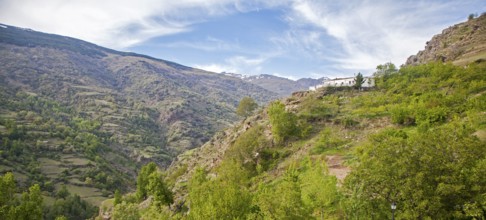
[326,155,350,182]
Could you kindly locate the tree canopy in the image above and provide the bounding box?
[354,72,364,89]
[236,96,258,117]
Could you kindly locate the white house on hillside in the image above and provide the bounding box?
[309,77,375,91]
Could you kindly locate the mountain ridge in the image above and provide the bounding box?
[0,23,279,205]
[221,72,328,96]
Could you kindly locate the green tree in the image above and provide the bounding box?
[56,185,70,199]
[112,201,140,220]
[140,204,172,220]
[188,162,252,219]
[300,159,339,219]
[0,172,16,204]
[45,194,98,220]
[255,167,309,219]
[345,122,486,219]
[374,62,397,87]
[354,72,364,90]
[236,96,258,118]
[468,13,476,20]
[114,189,122,206]
[136,162,157,201]
[147,171,173,205]
[0,172,17,219]
[17,184,43,220]
[224,125,268,170]
[268,101,298,144]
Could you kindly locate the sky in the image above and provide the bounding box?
[1,0,485,79]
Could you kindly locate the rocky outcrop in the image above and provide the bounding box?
[406,14,486,66]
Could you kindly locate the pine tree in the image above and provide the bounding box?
[354,72,364,90]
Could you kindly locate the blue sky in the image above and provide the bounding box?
[1,0,485,79]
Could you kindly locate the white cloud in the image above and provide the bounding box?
[1,0,483,79]
[272,72,298,81]
[194,63,236,73]
[195,54,277,75]
[0,0,279,49]
[287,0,477,73]
[164,36,241,51]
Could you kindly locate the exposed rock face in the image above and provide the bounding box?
[406,14,486,66]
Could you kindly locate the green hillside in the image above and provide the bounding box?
[0,23,278,217]
[105,60,486,219]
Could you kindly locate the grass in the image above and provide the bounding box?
[62,185,101,197]
[83,196,108,206]
[75,92,104,97]
[61,155,93,166]
[94,99,114,107]
[65,157,92,166]
[453,50,486,66]
[12,171,28,183]
[68,178,88,186]
[42,195,57,206]
[100,198,115,211]
[0,164,13,172]
[41,166,67,178]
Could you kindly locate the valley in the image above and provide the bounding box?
[0,10,485,220]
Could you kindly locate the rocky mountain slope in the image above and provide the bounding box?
[406,13,486,66]
[0,23,278,203]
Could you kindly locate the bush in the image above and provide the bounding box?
[311,128,349,154]
[268,101,299,144]
[390,105,415,125]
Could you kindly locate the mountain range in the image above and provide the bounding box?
[0,23,309,204]
[222,72,328,96]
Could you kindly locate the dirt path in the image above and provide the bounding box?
[326,155,350,182]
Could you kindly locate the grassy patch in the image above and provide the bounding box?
[42,195,57,206]
[83,196,108,206]
[61,155,93,166]
[56,184,103,200]
[12,171,28,183]
[0,164,14,172]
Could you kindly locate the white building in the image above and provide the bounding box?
[309,77,375,91]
